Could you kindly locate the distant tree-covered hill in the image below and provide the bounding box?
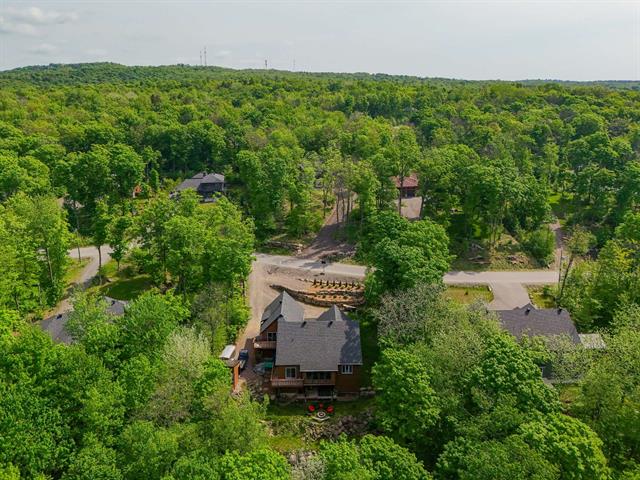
[1,62,638,90]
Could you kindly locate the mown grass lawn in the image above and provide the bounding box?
[445,285,493,304]
[548,192,573,221]
[97,260,153,301]
[527,285,557,308]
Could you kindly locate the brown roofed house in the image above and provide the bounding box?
[392,173,419,198]
[253,292,363,400]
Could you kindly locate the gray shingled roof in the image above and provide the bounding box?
[104,297,128,316]
[201,173,225,183]
[316,305,350,323]
[40,296,128,345]
[175,177,203,192]
[496,303,580,344]
[175,172,224,192]
[260,291,304,333]
[275,310,363,371]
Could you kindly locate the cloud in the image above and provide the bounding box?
[0,16,38,35]
[0,6,78,36]
[4,6,78,25]
[28,43,57,55]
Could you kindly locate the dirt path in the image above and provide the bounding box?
[298,205,355,260]
[550,221,565,269]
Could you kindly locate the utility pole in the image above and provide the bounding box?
[264,59,268,69]
[204,46,207,67]
[556,247,563,306]
[199,50,202,66]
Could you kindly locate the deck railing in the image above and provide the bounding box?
[304,377,335,385]
[271,377,304,387]
[253,337,276,349]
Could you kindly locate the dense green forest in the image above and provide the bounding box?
[0,63,639,479]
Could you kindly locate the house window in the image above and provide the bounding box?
[285,367,297,379]
[267,332,277,342]
[306,372,331,380]
[340,365,353,375]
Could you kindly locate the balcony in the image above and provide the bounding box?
[304,374,335,386]
[253,336,276,350]
[271,377,304,388]
[304,378,336,386]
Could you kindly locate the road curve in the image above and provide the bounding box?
[254,253,559,310]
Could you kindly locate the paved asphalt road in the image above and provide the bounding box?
[43,247,556,346]
[254,253,559,310]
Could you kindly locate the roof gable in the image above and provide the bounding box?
[260,291,304,333]
[316,305,351,323]
[261,294,363,371]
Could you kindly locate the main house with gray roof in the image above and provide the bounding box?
[171,172,226,201]
[254,292,363,400]
[496,303,581,344]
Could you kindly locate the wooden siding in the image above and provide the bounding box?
[335,365,362,394]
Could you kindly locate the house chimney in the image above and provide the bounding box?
[525,307,531,315]
[328,321,333,326]
[557,308,563,314]
[301,321,306,327]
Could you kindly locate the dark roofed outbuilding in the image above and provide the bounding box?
[496,303,580,344]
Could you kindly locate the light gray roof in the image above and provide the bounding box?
[275,311,362,371]
[496,303,580,344]
[260,291,304,333]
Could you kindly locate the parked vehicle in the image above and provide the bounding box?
[238,349,249,370]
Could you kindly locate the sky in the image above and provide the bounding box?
[0,0,638,81]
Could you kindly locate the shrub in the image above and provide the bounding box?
[521,227,555,265]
